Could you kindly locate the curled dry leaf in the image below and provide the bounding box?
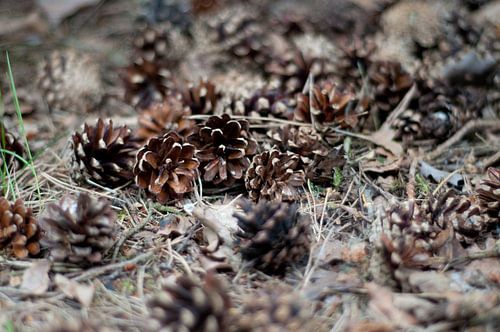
[55,274,95,307]
[192,202,239,246]
[419,161,464,188]
[21,260,51,295]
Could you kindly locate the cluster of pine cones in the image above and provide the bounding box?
[1,0,499,330]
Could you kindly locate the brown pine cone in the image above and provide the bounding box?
[134,131,200,203]
[37,50,103,113]
[229,88,296,120]
[39,193,117,264]
[71,119,139,187]
[430,190,493,244]
[265,48,336,93]
[305,146,346,186]
[124,25,188,108]
[147,274,230,332]
[0,124,25,170]
[245,148,305,202]
[294,81,359,128]
[368,60,414,114]
[267,125,328,163]
[229,289,318,332]
[137,96,193,141]
[187,114,257,186]
[476,168,500,221]
[234,200,310,274]
[181,79,220,115]
[0,198,40,258]
[206,5,271,65]
[335,37,376,87]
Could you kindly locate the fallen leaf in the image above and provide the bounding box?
[36,0,99,25]
[407,271,454,293]
[419,161,464,188]
[193,202,239,246]
[21,260,51,295]
[157,215,194,238]
[55,274,95,307]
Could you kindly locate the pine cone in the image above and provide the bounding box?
[229,88,296,120]
[245,148,305,202]
[39,193,117,264]
[477,168,500,220]
[234,200,310,274]
[124,25,188,108]
[134,131,199,203]
[37,50,103,113]
[335,37,376,86]
[71,119,139,187]
[368,60,414,114]
[430,190,494,244]
[187,114,257,186]
[138,0,192,32]
[147,274,230,332]
[267,125,328,163]
[181,79,220,115]
[137,96,193,141]
[230,289,316,332]
[0,124,25,170]
[294,81,359,128]
[0,198,40,258]
[206,5,270,65]
[305,146,346,186]
[265,48,335,93]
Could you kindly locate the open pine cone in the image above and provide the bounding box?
[234,200,310,274]
[476,168,500,221]
[39,193,117,264]
[0,124,25,170]
[147,274,230,332]
[0,198,40,258]
[124,25,188,108]
[181,79,220,115]
[294,81,359,128]
[134,131,200,203]
[37,50,103,113]
[245,148,305,202]
[71,119,139,187]
[368,60,414,114]
[267,125,328,163]
[265,48,335,93]
[137,96,193,141]
[187,114,257,186]
[229,289,317,332]
[230,88,296,120]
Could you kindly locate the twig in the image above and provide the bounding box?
[427,120,500,160]
[112,203,152,261]
[482,150,500,170]
[73,252,155,282]
[427,243,500,270]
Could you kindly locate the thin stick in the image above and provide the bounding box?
[427,120,500,160]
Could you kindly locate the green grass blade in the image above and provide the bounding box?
[5,51,41,200]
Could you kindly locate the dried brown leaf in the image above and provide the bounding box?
[21,260,50,295]
[55,274,95,307]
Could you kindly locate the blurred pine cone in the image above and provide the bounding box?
[0,124,25,170]
[245,148,305,202]
[234,200,310,274]
[305,146,346,186]
[335,37,376,86]
[148,274,230,332]
[265,48,335,93]
[37,50,103,113]
[134,131,199,203]
[181,79,220,115]
[295,81,359,128]
[229,88,296,120]
[124,25,188,108]
[40,193,117,264]
[138,0,192,32]
[0,198,40,258]
[476,168,500,221]
[206,5,270,65]
[229,289,317,332]
[368,60,414,114]
[187,114,257,186]
[71,119,139,187]
[137,96,193,141]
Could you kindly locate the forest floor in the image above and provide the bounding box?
[0,0,499,331]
